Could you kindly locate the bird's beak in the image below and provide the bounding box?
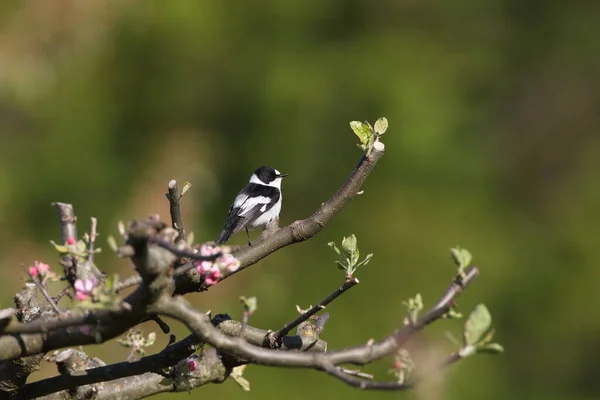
[278,172,289,178]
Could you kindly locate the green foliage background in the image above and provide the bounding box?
[1,1,599,399]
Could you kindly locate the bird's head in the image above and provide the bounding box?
[250,166,288,188]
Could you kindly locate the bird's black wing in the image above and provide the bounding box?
[215,184,280,244]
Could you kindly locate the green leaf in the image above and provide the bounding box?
[186,232,195,247]
[478,343,504,354]
[181,181,192,196]
[356,253,373,268]
[445,332,461,346]
[240,296,258,314]
[349,121,372,145]
[327,242,340,255]
[341,234,358,263]
[145,332,157,347]
[403,293,423,324]
[464,304,492,346]
[49,240,68,254]
[117,221,126,237]
[107,236,118,252]
[231,365,251,391]
[179,363,190,374]
[450,247,472,268]
[374,117,388,135]
[104,274,118,292]
[159,378,173,386]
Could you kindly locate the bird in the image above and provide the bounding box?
[215,166,288,245]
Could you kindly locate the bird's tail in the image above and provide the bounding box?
[215,229,231,245]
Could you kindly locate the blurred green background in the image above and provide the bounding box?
[1,1,599,399]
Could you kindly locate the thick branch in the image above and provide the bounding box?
[33,348,227,400]
[18,316,327,398]
[155,266,477,370]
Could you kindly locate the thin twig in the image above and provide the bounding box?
[115,275,142,292]
[150,315,171,334]
[53,284,72,302]
[321,363,413,390]
[166,180,185,242]
[275,278,359,338]
[21,265,62,315]
[321,350,464,390]
[52,202,78,244]
[173,262,197,276]
[153,239,222,261]
[87,217,98,263]
[339,367,375,380]
[239,311,249,338]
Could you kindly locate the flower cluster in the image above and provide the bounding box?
[74,278,98,301]
[28,261,51,278]
[193,245,241,286]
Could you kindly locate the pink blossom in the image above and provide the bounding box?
[67,237,75,245]
[203,266,222,286]
[74,278,96,301]
[187,358,198,372]
[75,292,89,301]
[194,260,213,274]
[199,244,221,257]
[37,262,50,273]
[216,254,240,272]
[28,261,51,278]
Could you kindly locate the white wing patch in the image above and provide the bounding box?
[239,196,271,216]
[233,194,248,208]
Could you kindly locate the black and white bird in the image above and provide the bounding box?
[215,166,288,245]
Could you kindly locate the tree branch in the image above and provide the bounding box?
[18,316,328,399]
[223,143,384,282]
[115,275,142,292]
[171,142,385,295]
[53,202,78,244]
[87,217,98,263]
[274,278,359,339]
[166,180,185,242]
[154,265,477,371]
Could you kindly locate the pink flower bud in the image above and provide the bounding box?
[216,254,240,272]
[199,244,221,257]
[74,279,85,292]
[74,278,96,300]
[187,358,198,372]
[194,260,213,274]
[75,292,88,301]
[83,279,94,292]
[37,262,50,273]
[29,266,39,277]
[204,266,222,286]
[67,237,75,245]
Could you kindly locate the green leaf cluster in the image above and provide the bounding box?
[402,293,423,324]
[328,234,373,277]
[349,117,388,156]
[462,304,504,356]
